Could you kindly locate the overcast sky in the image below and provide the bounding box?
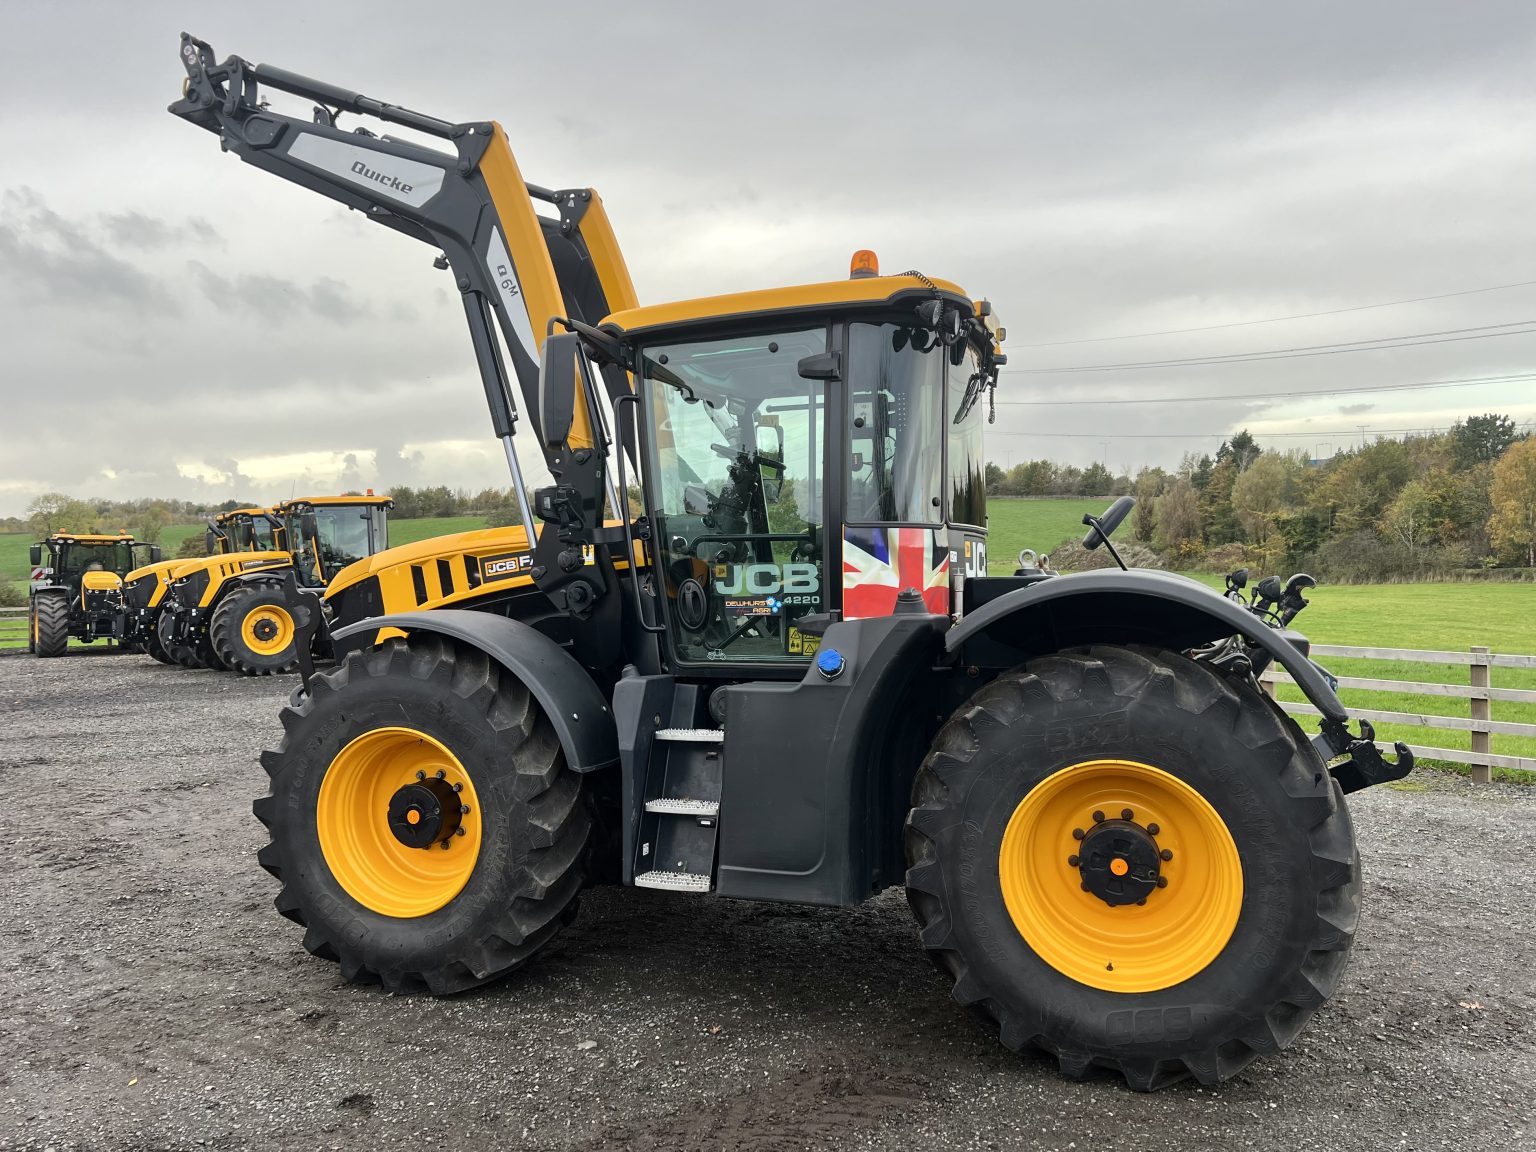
[2,1,1534,517]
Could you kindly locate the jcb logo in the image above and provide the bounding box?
[484,552,533,579]
[716,562,818,595]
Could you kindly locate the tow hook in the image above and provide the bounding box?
[1317,718,1414,794]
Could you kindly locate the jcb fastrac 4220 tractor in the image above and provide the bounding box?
[157,495,391,674]
[28,532,161,657]
[175,37,1413,1090]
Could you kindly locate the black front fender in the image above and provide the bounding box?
[330,610,618,772]
[950,568,1349,724]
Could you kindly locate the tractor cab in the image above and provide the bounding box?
[205,506,282,556]
[554,263,1004,671]
[273,495,392,588]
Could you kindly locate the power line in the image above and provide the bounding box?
[994,371,1536,407]
[988,425,1449,441]
[1004,319,1536,374]
[1012,278,1536,349]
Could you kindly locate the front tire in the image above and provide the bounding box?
[253,635,591,993]
[34,592,70,658]
[157,610,200,669]
[904,646,1359,1091]
[210,584,301,676]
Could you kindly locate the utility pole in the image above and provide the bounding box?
[1356,425,1369,448]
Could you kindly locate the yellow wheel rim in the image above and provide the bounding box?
[998,759,1243,993]
[316,727,482,918]
[240,604,295,656]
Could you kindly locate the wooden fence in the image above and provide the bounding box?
[0,605,27,648]
[1261,644,1536,782]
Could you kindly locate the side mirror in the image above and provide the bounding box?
[205,529,218,553]
[538,331,580,451]
[300,511,319,540]
[29,544,42,566]
[149,546,163,563]
[1082,496,1135,550]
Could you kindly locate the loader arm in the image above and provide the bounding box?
[169,34,638,495]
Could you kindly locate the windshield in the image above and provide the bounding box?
[947,342,987,528]
[56,541,134,578]
[846,322,944,524]
[642,328,827,663]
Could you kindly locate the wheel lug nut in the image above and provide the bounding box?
[455,826,466,836]
[1072,828,1086,841]
[1068,855,1080,867]
[439,840,451,850]
[1121,808,1134,821]
[1136,899,1146,906]
[1092,810,1105,823]
[1160,848,1173,861]
[435,770,446,780]
[416,771,426,781]
[452,782,463,793]
[1156,876,1168,888]
[1080,882,1091,891]
[1146,823,1160,836]
[460,805,470,814]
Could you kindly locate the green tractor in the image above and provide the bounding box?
[27,532,161,657]
[177,38,1414,1090]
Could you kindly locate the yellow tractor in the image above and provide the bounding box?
[122,506,277,664]
[157,495,392,674]
[28,532,161,657]
[175,36,1414,1090]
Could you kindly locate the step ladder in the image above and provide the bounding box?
[633,727,723,893]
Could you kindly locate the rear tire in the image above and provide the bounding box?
[904,645,1359,1091]
[34,592,69,658]
[209,584,301,676]
[253,634,591,993]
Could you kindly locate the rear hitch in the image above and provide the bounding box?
[1316,717,1414,794]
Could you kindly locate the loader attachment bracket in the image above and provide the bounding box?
[1317,717,1415,794]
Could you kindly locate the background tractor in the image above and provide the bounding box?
[157,495,392,674]
[176,36,1412,1090]
[27,532,160,657]
[122,506,277,665]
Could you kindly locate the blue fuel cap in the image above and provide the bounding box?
[816,648,846,680]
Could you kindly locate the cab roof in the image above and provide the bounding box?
[600,273,973,339]
[48,532,136,543]
[274,495,393,510]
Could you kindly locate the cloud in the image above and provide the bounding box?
[1338,403,1377,415]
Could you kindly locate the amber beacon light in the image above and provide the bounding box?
[849,249,880,279]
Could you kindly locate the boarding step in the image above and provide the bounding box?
[644,797,720,816]
[653,727,724,743]
[634,869,712,893]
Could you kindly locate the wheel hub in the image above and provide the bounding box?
[251,616,279,642]
[1073,811,1168,906]
[387,777,463,848]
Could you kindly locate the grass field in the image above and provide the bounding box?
[984,497,1107,568]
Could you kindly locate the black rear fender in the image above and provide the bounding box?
[330,610,618,772]
[951,569,1348,723]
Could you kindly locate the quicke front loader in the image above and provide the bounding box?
[172,36,1412,1090]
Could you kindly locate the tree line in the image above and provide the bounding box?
[990,414,1536,579]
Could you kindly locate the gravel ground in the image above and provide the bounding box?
[0,651,1532,1152]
